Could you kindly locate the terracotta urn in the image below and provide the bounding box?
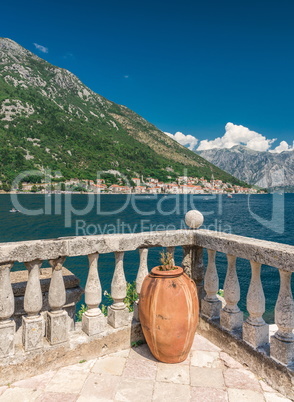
[139,266,199,363]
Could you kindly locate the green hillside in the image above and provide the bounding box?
[0,38,248,186]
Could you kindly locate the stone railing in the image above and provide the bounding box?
[194,228,294,368]
[0,221,199,356]
[0,210,293,373]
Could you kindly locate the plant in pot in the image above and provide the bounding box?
[139,251,199,363]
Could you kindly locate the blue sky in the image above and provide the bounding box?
[1,0,294,152]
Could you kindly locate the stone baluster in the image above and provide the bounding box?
[0,263,15,357]
[182,245,206,302]
[82,253,106,335]
[46,257,68,344]
[220,255,243,332]
[108,252,129,328]
[23,259,44,351]
[201,249,222,319]
[270,270,294,366]
[243,261,268,347]
[167,246,175,266]
[183,209,205,303]
[134,248,149,321]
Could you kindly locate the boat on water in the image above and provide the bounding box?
[227,194,233,198]
[9,208,19,213]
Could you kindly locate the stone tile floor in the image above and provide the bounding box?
[0,334,291,402]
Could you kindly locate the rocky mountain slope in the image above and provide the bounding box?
[197,145,294,190]
[0,38,246,185]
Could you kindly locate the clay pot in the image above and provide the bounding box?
[139,266,199,363]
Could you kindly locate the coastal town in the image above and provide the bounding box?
[15,175,263,194]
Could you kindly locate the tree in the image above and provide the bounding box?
[2,183,11,192]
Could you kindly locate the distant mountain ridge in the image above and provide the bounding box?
[197,145,294,190]
[0,38,246,186]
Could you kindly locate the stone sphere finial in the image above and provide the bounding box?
[185,210,204,229]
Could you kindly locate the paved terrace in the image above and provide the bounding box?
[0,334,290,402]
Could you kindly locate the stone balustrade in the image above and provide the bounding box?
[0,210,293,372]
[193,226,294,367]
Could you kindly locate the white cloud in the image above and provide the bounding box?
[63,52,74,60]
[269,140,294,153]
[197,122,276,152]
[164,123,293,154]
[33,43,48,53]
[165,131,198,150]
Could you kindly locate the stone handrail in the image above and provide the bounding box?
[0,210,293,370]
[1,229,293,271]
[194,230,294,272]
[0,230,196,263]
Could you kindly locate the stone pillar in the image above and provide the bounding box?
[243,261,269,348]
[134,248,149,321]
[82,253,106,335]
[201,249,222,319]
[22,260,44,351]
[270,270,294,366]
[182,245,205,302]
[108,252,129,328]
[183,209,205,303]
[46,257,69,344]
[166,246,175,266]
[182,245,193,277]
[220,255,243,332]
[0,263,15,357]
[193,246,206,302]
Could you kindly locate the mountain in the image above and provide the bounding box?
[0,38,246,186]
[197,145,294,190]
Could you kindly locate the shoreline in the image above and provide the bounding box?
[0,191,272,195]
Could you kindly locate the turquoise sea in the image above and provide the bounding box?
[1,193,293,322]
